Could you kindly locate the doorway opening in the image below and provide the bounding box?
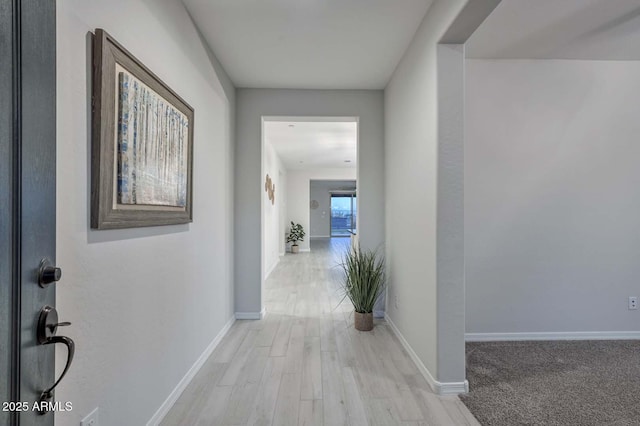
[330,193,356,237]
[261,116,358,283]
[309,180,357,239]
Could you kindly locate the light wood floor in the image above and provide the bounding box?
[161,238,479,426]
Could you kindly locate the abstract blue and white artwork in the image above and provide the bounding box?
[117,70,189,207]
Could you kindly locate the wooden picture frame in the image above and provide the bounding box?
[91,29,194,229]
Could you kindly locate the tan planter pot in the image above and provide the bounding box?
[291,245,300,254]
[354,312,373,331]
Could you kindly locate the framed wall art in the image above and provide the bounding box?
[91,29,194,229]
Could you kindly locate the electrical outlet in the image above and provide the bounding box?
[81,407,99,426]
[394,294,399,309]
[629,297,638,310]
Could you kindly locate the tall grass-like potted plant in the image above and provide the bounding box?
[339,246,386,331]
[287,222,305,254]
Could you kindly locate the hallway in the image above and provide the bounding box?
[161,238,478,425]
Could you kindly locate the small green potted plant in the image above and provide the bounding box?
[339,246,386,331]
[286,222,305,254]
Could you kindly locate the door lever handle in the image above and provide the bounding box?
[47,321,71,333]
[36,306,75,414]
[38,335,75,412]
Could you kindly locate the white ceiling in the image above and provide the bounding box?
[182,0,434,89]
[265,120,357,170]
[466,0,640,60]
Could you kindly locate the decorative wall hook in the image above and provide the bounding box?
[265,174,275,205]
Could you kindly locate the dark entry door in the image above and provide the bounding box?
[1,1,61,425]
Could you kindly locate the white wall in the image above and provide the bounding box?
[235,89,384,315]
[466,59,640,335]
[279,169,287,256]
[384,0,467,386]
[263,140,286,277]
[56,1,235,424]
[310,184,332,237]
[287,172,357,250]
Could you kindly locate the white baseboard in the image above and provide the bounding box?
[235,307,266,320]
[311,235,331,238]
[466,331,640,342]
[279,252,285,257]
[437,379,468,395]
[265,258,279,279]
[385,314,468,395]
[147,315,236,425]
[287,248,311,253]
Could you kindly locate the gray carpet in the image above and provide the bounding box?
[460,341,640,426]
